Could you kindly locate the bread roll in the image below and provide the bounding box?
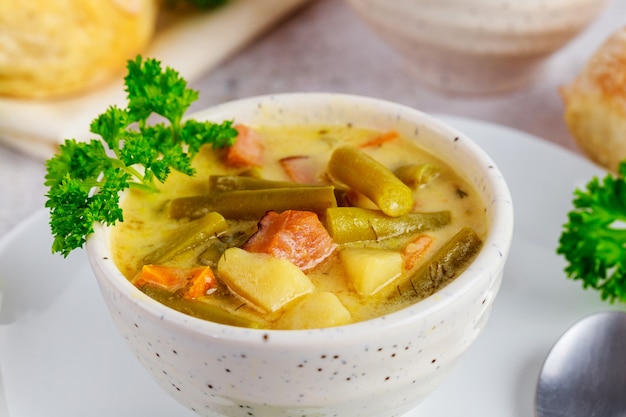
[560,26,626,172]
[0,0,159,98]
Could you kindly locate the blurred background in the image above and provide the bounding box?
[1,0,625,235]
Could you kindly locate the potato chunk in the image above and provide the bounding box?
[339,248,402,296]
[217,247,315,312]
[276,292,351,329]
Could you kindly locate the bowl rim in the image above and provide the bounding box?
[87,92,514,345]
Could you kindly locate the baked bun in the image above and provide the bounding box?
[0,0,159,98]
[560,26,626,172]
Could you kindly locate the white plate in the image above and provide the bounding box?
[0,115,619,417]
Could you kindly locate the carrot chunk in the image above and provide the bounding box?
[359,130,399,148]
[182,267,217,300]
[243,210,336,270]
[225,124,264,168]
[135,264,190,291]
[402,234,433,270]
[135,264,217,299]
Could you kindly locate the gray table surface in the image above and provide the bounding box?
[2,0,625,239]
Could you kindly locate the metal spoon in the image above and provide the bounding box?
[535,311,626,417]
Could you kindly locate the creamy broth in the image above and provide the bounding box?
[112,124,487,329]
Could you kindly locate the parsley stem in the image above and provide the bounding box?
[110,158,160,193]
[128,182,159,193]
[123,164,149,183]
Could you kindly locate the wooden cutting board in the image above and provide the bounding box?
[0,0,311,160]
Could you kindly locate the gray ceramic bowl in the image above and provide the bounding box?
[87,93,514,417]
[344,0,608,94]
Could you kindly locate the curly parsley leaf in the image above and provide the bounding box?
[124,56,198,127]
[557,161,626,303]
[45,56,238,257]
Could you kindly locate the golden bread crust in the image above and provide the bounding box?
[561,27,626,171]
[0,0,159,98]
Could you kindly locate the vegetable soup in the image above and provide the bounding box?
[111,123,487,329]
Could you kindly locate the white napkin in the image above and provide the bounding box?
[0,0,311,160]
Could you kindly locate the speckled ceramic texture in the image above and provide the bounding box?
[87,93,514,417]
[344,0,608,94]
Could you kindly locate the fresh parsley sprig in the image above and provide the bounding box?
[45,56,238,257]
[557,161,626,303]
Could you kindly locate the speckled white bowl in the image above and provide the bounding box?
[344,0,608,94]
[87,93,514,417]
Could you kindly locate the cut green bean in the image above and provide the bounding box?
[142,286,264,328]
[197,242,228,268]
[197,222,258,268]
[209,175,312,192]
[394,226,482,300]
[169,186,338,220]
[328,146,414,217]
[324,207,451,244]
[143,211,228,264]
[394,163,440,189]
